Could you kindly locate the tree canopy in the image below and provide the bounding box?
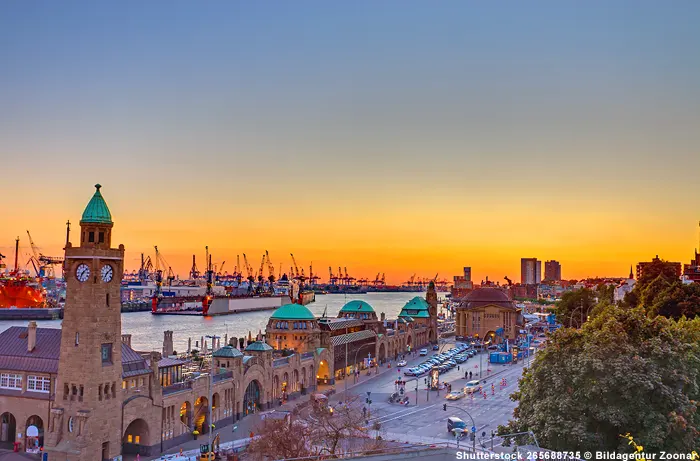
[554,288,597,328]
[502,304,700,453]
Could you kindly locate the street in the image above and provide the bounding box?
[335,340,529,448]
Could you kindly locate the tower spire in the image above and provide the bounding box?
[629,265,634,280]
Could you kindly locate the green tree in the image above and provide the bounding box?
[596,284,615,305]
[651,282,700,320]
[555,288,596,328]
[637,258,680,287]
[504,305,700,453]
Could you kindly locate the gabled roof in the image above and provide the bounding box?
[330,329,376,347]
[81,184,113,224]
[340,300,375,313]
[270,303,316,320]
[213,345,244,358]
[318,319,365,331]
[245,341,273,352]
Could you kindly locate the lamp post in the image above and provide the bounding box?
[205,334,220,458]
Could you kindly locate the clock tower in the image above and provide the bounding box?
[45,184,125,461]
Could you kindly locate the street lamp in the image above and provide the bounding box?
[205,334,220,459]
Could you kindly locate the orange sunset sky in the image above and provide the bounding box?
[1,2,699,284]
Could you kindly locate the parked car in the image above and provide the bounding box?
[432,345,439,350]
[397,360,407,367]
[419,348,428,356]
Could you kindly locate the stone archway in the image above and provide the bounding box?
[194,396,209,433]
[318,360,330,384]
[24,415,43,453]
[123,418,150,454]
[0,412,16,444]
[179,401,192,428]
[244,380,262,416]
[212,393,220,422]
[292,369,300,393]
[272,375,280,399]
[378,343,386,362]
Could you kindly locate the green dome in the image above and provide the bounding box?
[81,184,113,224]
[402,297,430,311]
[245,341,273,352]
[213,345,243,358]
[340,300,375,313]
[270,303,316,320]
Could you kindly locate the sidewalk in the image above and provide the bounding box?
[146,352,417,460]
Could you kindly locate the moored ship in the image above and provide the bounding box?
[0,238,47,308]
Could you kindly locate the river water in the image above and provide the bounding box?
[0,292,447,353]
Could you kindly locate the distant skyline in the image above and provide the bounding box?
[1,1,699,283]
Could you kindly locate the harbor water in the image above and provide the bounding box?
[0,292,448,353]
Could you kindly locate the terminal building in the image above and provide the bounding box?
[0,185,438,459]
[454,287,521,344]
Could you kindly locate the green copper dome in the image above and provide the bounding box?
[213,345,243,358]
[270,303,316,320]
[340,300,375,313]
[245,341,273,352]
[81,184,113,224]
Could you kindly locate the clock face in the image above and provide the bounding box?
[101,264,114,282]
[76,264,90,282]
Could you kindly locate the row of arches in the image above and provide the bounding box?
[1,412,43,453]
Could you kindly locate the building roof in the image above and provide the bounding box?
[318,318,365,331]
[459,287,515,310]
[330,329,376,347]
[0,326,151,377]
[213,345,244,358]
[399,310,430,319]
[401,297,430,311]
[245,341,273,352]
[340,300,375,313]
[81,184,113,224]
[270,303,316,320]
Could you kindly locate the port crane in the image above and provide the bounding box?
[290,253,300,279]
[189,255,200,280]
[309,262,320,286]
[344,267,355,286]
[265,251,276,284]
[329,267,337,285]
[26,230,63,278]
[154,246,175,286]
[242,254,255,285]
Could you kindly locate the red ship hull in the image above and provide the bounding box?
[0,280,45,308]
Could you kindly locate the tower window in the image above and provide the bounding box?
[88,231,95,243]
[106,293,110,307]
[75,332,79,346]
[101,343,113,365]
[98,232,105,243]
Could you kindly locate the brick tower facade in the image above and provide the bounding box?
[426,281,438,342]
[45,185,125,461]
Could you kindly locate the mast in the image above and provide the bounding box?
[14,237,19,273]
[65,220,71,248]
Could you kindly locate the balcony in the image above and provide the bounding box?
[272,357,290,368]
[301,352,315,361]
[213,370,233,383]
[162,381,193,396]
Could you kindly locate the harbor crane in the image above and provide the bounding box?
[189,255,200,280]
[329,267,337,285]
[242,254,254,283]
[504,276,512,286]
[344,267,355,285]
[309,262,320,285]
[290,253,301,279]
[258,254,266,284]
[265,251,276,283]
[373,273,381,287]
[338,267,344,286]
[26,230,63,278]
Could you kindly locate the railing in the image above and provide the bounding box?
[162,380,193,396]
[301,351,315,361]
[213,370,234,383]
[272,357,289,368]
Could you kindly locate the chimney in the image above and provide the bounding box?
[121,334,132,348]
[27,321,37,352]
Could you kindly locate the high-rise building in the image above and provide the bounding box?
[521,258,541,285]
[463,267,471,282]
[636,255,682,280]
[544,260,562,282]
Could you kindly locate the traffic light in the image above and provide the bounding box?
[443,404,447,411]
